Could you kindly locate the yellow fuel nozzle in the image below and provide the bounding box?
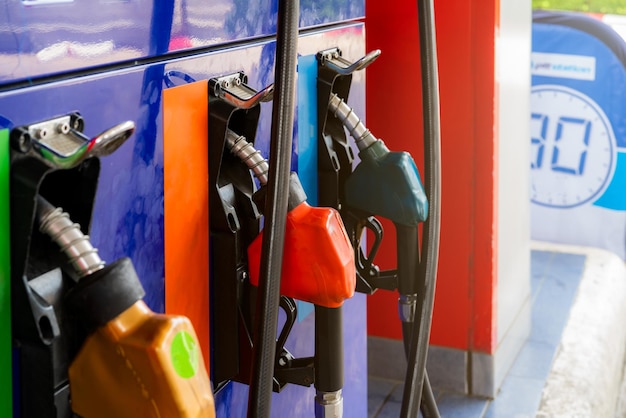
[37,196,216,418]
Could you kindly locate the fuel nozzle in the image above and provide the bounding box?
[36,196,216,418]
[328,93,428,227]
[226,130,353,418]
[328,94,427,314]
[225,129,356,308]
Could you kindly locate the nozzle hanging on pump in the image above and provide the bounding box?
[329,93,440,417]
[35,196,216,418]
[225,130,351,418]
[328,93,427,298]
[224,129,355,309]
[327,94,428,227]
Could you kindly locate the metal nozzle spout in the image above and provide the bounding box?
[328,94,378,151]
[37,196,105,279]
[225,129,270,186]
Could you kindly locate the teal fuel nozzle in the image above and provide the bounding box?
[327,94,428,227]
[328,93,427,304]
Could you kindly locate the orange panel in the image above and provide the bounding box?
[163,80,210,370]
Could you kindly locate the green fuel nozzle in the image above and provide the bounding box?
[319,44,441,417]
[328,94,427,312]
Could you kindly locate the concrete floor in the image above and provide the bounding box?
[369,242,626,418]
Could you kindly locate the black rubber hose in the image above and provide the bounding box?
[397,224,440,417]
[396,224,419,297]
[400,0,442,415]
[401,322,440,418]
[246,1,299,417]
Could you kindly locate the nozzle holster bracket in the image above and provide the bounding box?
[208,72,263,389]
[9,113,100,418]
[209,73,316,393]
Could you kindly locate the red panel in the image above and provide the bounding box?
[163,81,211,370]
[365,0,499,354]
[365,0,419,341]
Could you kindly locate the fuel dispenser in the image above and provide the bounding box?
[316,41,441,417]
[208,71,355,418]
[9,113,215,417]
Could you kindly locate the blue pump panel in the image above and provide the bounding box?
[1,23,367,417]
[531,11,626,259]
[0,0,364,84]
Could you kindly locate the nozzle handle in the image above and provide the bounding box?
[396,223,420,298]
[314,305,344,393]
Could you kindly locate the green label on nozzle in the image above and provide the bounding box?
[171,330,198,379]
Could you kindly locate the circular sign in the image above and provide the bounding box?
[530,84,616,208]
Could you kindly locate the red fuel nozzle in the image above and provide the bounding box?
[248,196,355,308]
[225,130,355,308]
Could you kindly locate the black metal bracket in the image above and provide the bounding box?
[316,47,359,211]
[209,72,316,393]
[10,112,100,418]
[316,48,399,295]
[273,297,314,390]
[207,72,264,389]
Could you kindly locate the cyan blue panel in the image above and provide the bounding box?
[1,22,367,417]
[293,53,319,322]
[296,54,319,207]
[0,0,364,84]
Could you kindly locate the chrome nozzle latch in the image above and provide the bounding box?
[10,113,135,169]
[316,47,381,76]
[209,72,274,109]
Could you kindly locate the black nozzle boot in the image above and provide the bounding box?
[253,172,307,213]
[65,257,145,332]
